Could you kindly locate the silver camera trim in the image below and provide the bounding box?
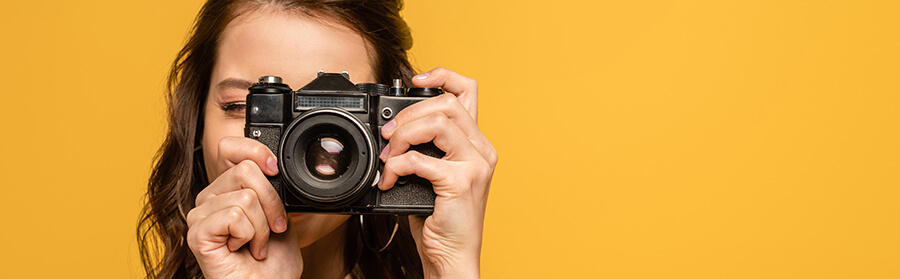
[381,107,394,120]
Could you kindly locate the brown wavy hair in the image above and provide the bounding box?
[137,0,422,278]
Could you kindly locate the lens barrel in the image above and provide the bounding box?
[279,108,376,205]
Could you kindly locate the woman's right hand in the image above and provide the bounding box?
[186,137,302,279]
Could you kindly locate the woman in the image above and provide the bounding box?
[137,0,498,278]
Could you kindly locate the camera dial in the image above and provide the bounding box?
[407,87,443,97]
[259,76,282,84]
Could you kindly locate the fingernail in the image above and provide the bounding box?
[379,144,391,160]
[267,156,278,173]
[382,120,396,134]
[413,72,429,80]
[378,172,384,187]
[260,244,269,259]
[274,216,287,233]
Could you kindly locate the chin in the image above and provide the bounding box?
[290,213,351,248]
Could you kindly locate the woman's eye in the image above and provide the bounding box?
[222,102,247,116]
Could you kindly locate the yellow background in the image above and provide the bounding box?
[1,0,897,278]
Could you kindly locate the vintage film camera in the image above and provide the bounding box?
[245,71,444,215]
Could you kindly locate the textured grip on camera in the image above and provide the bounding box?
[248,126,283,193]
[253,126,282,155]
[379,142,443,208]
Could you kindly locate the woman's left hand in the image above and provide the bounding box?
[379,67,498,278]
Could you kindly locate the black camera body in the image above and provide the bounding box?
[245,71,444,215]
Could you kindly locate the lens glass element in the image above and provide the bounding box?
[305,137,351,181]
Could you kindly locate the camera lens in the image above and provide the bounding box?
[280,108,377,204]
[305,137,350,180]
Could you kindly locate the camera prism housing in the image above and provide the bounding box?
[245,72,444,215]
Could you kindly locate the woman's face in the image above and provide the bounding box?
[201,9,375,247]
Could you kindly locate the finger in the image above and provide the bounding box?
[411,67,478,120]
[187,206,255,259]
[381,93,497,166]
[217,136,279,176]
[383,94,476,139]
[379,150,453,191]
[380,113,479,162]
[196,160,288,234]
[187,189,271,260]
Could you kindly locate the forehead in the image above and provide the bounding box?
[214,9,375,87]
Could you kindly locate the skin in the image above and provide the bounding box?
[185,8,497,279]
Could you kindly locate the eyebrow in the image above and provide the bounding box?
[216,78,253,91]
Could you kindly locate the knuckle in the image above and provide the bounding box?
[257,228,270,240]
[391,123,407,138]
[384,156,400,170]
[383,159,394,171]
[431,67,449,75]
[488,152,499,167]
[186,227,200,250]
[233,160,256,180]
[466,77,478,89]
[487,147,499,167]
[194,193,206,206]
[387,152,417,172]
[407,151,425,165]
[185,208,199,226]
[217,137,233,153]
[250,144,267,158]
[430,113,450,126]
[437,93,458,106]
[238,189,257,207]
[226,206,244,220]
